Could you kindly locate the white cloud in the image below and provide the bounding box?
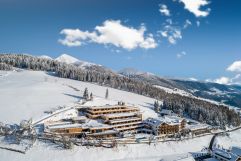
[214,77,231,85]
[206,74,241,85]
[177,51,187,58]
[160,25,182,44]
[179,0,211,17]
[159,4,171,16]
[59,20,157,50]
[226,61,241,72]
[206,61,241,85]
[58,29,96,47]
[159,19,183,45]
[189,77,198,81]
[183,19,192,29]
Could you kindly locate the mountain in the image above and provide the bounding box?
[118,68,241,108]
[55,54,96,67]
[118,68,155,77]
[55,54,114,74]
[38,55,53,60]
[172,79,241,108]
[118,68,185,89]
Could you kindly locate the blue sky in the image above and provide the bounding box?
[0,0,241,84]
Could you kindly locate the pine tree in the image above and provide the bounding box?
[90,92,93,101]
[154,100,160,113]
[105,88,109,99]
[83,88,89,100]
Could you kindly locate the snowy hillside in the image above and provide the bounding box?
[119,67,241,108]
[0,70,241,161]
[38,55,53,60]
[154,85,193,97]
[0,70,157,124]
[118,68,155,77]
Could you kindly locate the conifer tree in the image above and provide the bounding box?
[154,100,160,113]
[83,88,89,100]
[105,88,109,99]
[90,92,93,101]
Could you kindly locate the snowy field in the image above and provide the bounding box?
[214,129,241,150]
[0,70,240,161]
[0,70,157,124]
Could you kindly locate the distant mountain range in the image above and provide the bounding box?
[39,54,241,108]
[118,67,241,108]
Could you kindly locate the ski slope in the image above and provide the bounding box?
[0,70,157,123]
[0,70,240,161]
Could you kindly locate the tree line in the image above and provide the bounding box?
[0,62,13,70]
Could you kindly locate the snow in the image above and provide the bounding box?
[154,85,232,107]
[55,54,81,64]
[0,70,240,161]
[0,135,212,161]
[0,71,10,78]
[154,85,193,97]
[118,68,155,77]
[55,54,96,67]
[144,116,184,127]
[38,55,53,60]
[0,70,158,124]
[214,129,241,149]
[186,124,210,131]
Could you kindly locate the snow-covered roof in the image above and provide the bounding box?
[82,120,112,129]
[48,123,83,130]
[47,119,111,130]
[160,109,173,115]
[213,148,232,160]
[109,117,141,124]
[71,116,87,121]
[144,116,184,126]
[186,124,210,131]
[45,121,72,126]
[231,146,241,156]
[87,105,138,110]
[102,112,138,118]
[87,129,118,136]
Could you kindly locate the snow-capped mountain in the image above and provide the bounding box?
[55,54,115,74]
[118,67,241,108]
[55,54,79,64]
[39,55,53,60]
[55,54,97,67]
[118,68,182,89]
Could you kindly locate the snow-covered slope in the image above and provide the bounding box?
[0,70,240,161]
[154,85,193,97]
[55,54,96,67]
[119,68,241,108]
[55,54,80,64]
[38,55,53,60]
[118,68,155,77]
[0,70,156,123]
